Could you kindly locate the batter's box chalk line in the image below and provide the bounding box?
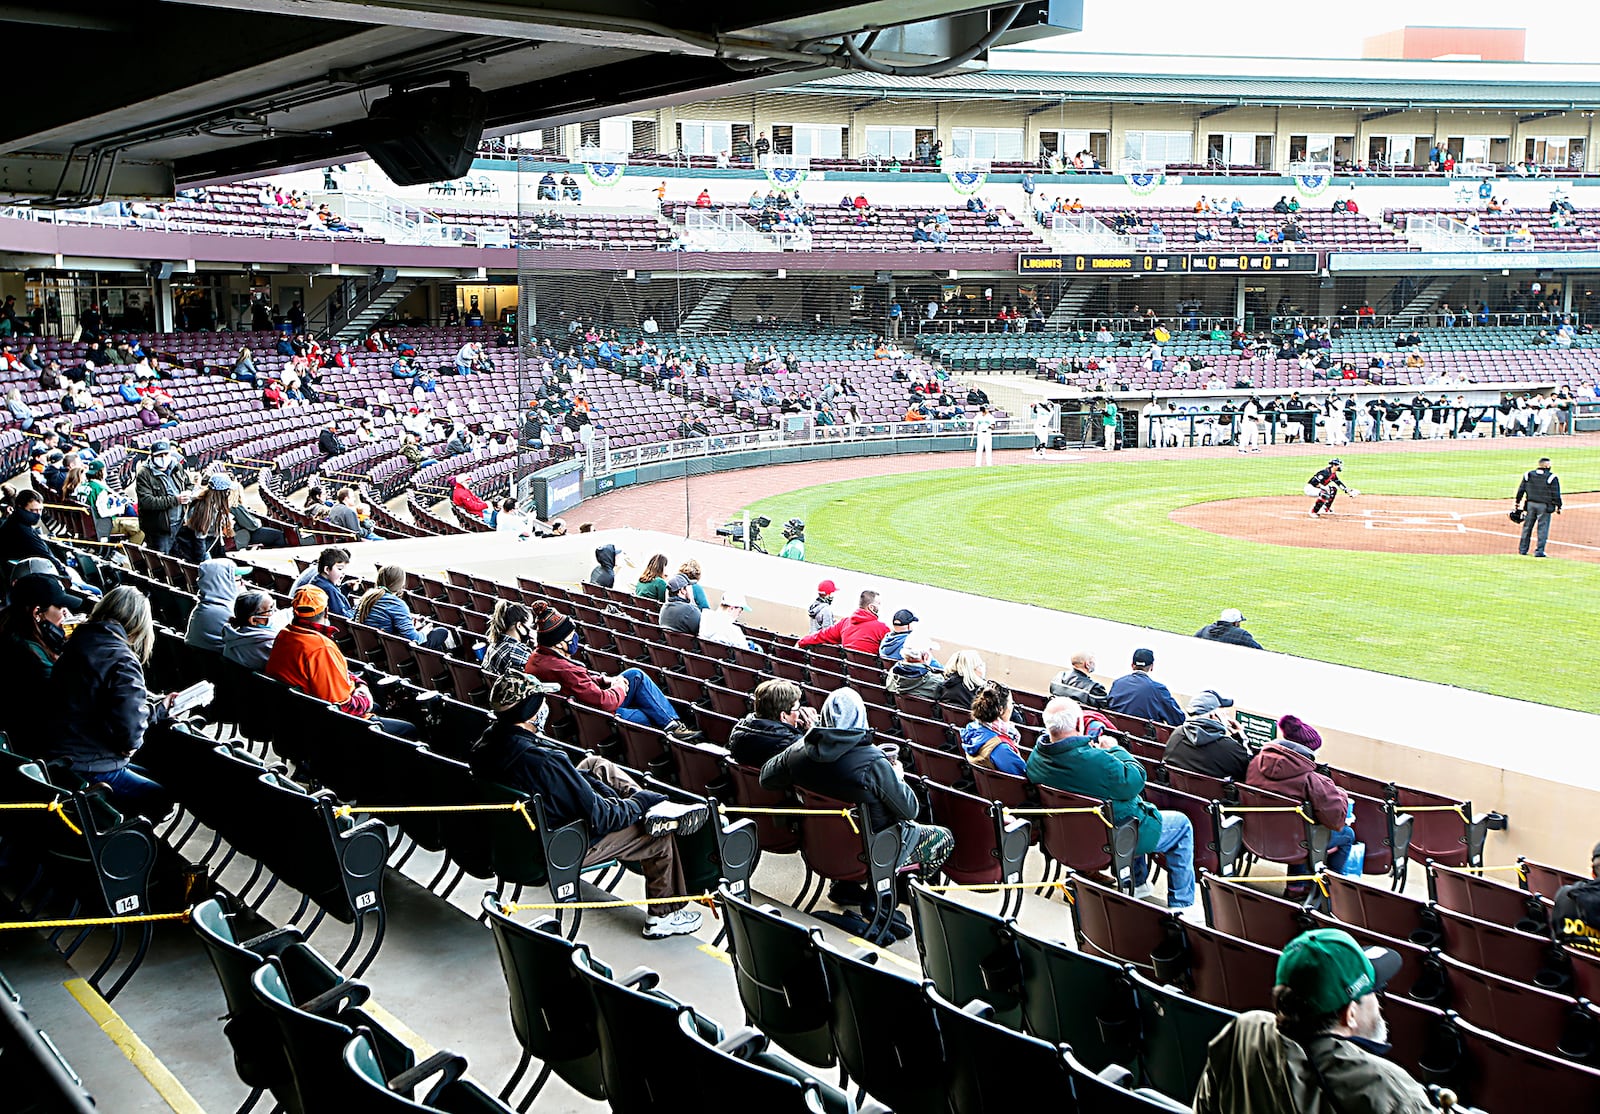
[1363,518,1467,533]
[1360,508,1464,521]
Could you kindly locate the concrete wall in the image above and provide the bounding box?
[255,526,1600,868]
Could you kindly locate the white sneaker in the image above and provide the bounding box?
[644,800,710,838]
[643,906,703,938]
[1133,881,1158,900]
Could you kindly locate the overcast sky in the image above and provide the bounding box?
[1006,1,1600,64]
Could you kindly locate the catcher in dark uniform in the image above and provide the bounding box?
[1306,458,1359,518]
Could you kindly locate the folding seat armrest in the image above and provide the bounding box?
[298,978,370,1017]
[715,1026,769,1057]
[618,966,660,991]
[1096,1062,1137,1087]
[239,925,305,958]
[389,1049,469,1101]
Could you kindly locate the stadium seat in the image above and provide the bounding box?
[1066,873,1186,975]
[1323,871,1441,946]
[1432,904,1570,989]
[1198,871,1315,950]
[1428,860,1551,933]
[1142,783,1242,878]
[1230,783,1331,874]
[925,983,1076,1112]
[815,938,951,1114]
[481,898,607,1106]
[1127,969,1235,1101]
[340,1034,516,1113]
[718,885,836,1070]
[908,879,1023,1026]
[1452,1014,1600,1110]
[1013,927,1141,1070]
[1440,953,1599,1062]
[1176,919,1279,1012]
[920,780,1030,904]
[1035,784,1141,894]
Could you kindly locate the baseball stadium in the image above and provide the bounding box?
[0,3,1598,1111]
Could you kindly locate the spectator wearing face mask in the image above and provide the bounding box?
[522,602,703,742]
[0,490,70,579]
[134,440,195,553]
[0,575,77,750]
[221,590,280,670]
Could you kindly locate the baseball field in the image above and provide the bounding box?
[747,445,1600,713]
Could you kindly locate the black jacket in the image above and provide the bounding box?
[1516,467,1562,509]
[1164,716,1253,781]
[44,620,163,774]
[469,721,644,841]
[0,512,67,578]
[589,544,618,588]
[1195,621,1264,650]
[760,726,918,832]
[1050,668,1109,709]
[318,429,344,456]
[936,673,980,709]
[728,715,803,768]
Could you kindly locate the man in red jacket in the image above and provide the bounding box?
[797,589,890,653]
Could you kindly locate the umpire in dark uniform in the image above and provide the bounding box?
[1515,457,1562,557]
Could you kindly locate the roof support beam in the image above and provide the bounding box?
[0,153,174,205]
[1362,107,1408,122]
[1518,109,1566,124]
[1196,103,1237,120]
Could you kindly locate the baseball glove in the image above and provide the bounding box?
[1509,507,1525,524]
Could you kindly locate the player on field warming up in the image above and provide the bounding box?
[1306,458,1359,519]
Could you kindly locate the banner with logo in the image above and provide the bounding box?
[945,157,990,196]
[578,148,627,189]
[764,154,810,187]
[1290,163,1333,199]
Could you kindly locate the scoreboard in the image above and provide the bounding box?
[1017,252,1317,274]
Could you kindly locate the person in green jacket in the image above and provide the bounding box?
[633,553,670,601]
[1025,696,1195,911]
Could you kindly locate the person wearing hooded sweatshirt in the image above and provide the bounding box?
[808,579,837,633]
[267,587,414,737]
[184,558,240,652]
[960,682,1026,774]
[885,635,945,701]
[470,673,708,939]
[1195,607,1264,650]
[221,591,279,670]
[1163,690,1253,781]
[1028,697,1195,911]
[523,602,702,742]
[1246,714,1354,879]
[798,589,889,653]
[589,544,622,588]
[760,687,953,875]
[729,679,815,767]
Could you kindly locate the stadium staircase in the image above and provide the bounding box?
[679,280,738,334]
[1048,278,1103,327]
[1395,275,1458,319]
[333,278,420,344]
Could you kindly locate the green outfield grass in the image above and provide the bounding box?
[747,446,1600,713]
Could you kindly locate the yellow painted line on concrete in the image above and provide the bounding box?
[363,1000,439,1060]
[846,936,922,972]
[698,943,733,966]
[64,978,207,1114]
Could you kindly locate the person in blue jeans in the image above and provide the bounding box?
[524,602,705,743]
[1027,696,1195,911]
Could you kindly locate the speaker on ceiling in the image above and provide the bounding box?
[378,267,399,283]
[147,261,174,280]
[362,75,485,187]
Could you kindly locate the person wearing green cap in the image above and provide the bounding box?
[1194,927,1431,1113]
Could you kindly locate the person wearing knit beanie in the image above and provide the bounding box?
[1278,714,1322,751]
[524,601,704,744]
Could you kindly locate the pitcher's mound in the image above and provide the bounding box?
[1171,496,1600,563]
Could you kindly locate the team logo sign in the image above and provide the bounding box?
[764,156,810,187]
[582,161,625,188]
[946,158,990,196]
[1294,172,1331,198]
[1124,170,1168,196]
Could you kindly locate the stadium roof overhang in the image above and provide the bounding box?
[799,64,1600,114]
[0,0,1078,203]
